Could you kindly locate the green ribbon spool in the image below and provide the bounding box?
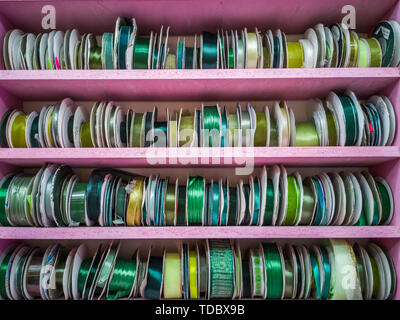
[309,250,322,299]
[78,259,91,293]
[228,48,234,69]
[30,115,40,148]
[227,186,237,226]
[295,122,319,146]
[339,96,359,146]
[0,175,13,226]
[0,110,12,147]
[262,243,283,298]
[177,41,184,69]
[283,176,300,226]
[0,250,12,298]
[89,46,102,69]
[251,179,260,225]
[312,177,326,226]
[108,259,136,300]
[269,118,279,146]
[176,186,186,226]
[320,247,331,299]
[133,37,150,69]
[208,240,235,298]
[187,177,204,225]
[254,112,267,146]
[132,113,144,147]
[325,108,338,146]
[202,32,218,69]
[102,33,114,69]
[165,184,176,226]
[154,121,167,147]
[144,256,163,299]
[210,182,220,226]
[70,182,87,224]
[241,259,251,298]
[301,184,315,225]
[376,181,391,224]
[185,47,194,69]
[220,186,228,225]
[203,106,221,147]
[370,256,380,298]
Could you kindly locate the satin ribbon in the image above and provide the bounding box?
[325,108,338,146]
[339,96,358,146]
[187,177,204,225]
[263,179,275,226]
[118,26,131,69]
[365,38,382,67]
[283,176,300,226]
[241,111,251,147]
[220,186,228,226]
[177,41,184,69]
[228,186,237,226]
[29,114,39,148]
[126,177,145,226]
[0,250,12,298]
[375,181,390,224]
[70,181,87,224]
[358,38,370,67]
[252,179,260,225]
[108,259,136,300]
[179,116,194,147]
[246,32,258,68]
[273,36,280,68]
[133,37,150,69]
[237,39,244,68]
[349,32,359,67]
[202,32,218,69]
[165,183,176,226]
[284,256,294,298]
[221,112,227,147]
[241,259,251,298]
[176,186,186,226]
[80,122,93,147]
[295,122,319,146]
[203,106,221,147]
[210,182,220,226]
[301,184,315,225]
[132,113,144,147]
[228,48,234,69]
[320,247,331,299]
[185,47,194,69]
[102,33,114,69]
[166,53,176,69]
[89,45,102,69]
[0,110,12,147]
[287,42,304,68]
[144,256,163,299]
[242,184,251,225]
[312,177,327,226]
[262,243,283,298]
[309,250,322,299]
[189,250,198,299]
[269,118,279,146]
[228,114,238,147]
[208,240,235,298]
[11,114,27,148]
[0,175,12,226]
[164,252,182,298]
[254,112,267,146]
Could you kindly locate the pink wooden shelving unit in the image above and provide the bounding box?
[0,0,399,299]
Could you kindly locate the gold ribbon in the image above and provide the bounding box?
[179,115,194,147]
[169,120,177,147]
[166,54,176,69]
[349,32,359,68]
[254,112,268,146]
[165,183,177,226]
[126,177,144,226]
[80,122,94,147]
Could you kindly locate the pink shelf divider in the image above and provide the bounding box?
[0,226,399,240]
[0,147,398,167]
[0,69,398,101]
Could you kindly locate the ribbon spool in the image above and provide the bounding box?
[295,122,319,146]
[262,243,284,298]
[202,106,221,147]
[10,113,28,148]
[287,42,304,68]
[187,176,205,225]
[107,259,136,300]
[133,37,150,69]
[163,252,182,298]
[202,32,218,69]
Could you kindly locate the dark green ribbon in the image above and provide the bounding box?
[177,186,187,226]
[202,32,218,69]
[227,186,237,226]
[220,186,228,225]
[133,37,150,69]
[0,250,12,298]
[242,184,251,225]
[185,47,194,69]
[0,175,12,226]
[30,115,40,148]
[241,259,252,298]
[339,96,358,146]
[273,36,280,68]
[263,179,275,226]
[376,181,391,224]
[144,256,163,299]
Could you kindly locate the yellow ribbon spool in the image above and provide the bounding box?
[163,252,182,299]
[47,113,54,147]
[358,38,370,68]
[287,42,304,68]
[189,249,198,299]
[11,114,27,148]
[126,177,145,226]
[166,53,176,69]
[349,32,359,68]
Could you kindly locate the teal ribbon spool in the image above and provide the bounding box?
[187,177,205,225]
[203,106,221,147]
[177,41,184,69]
[242,184,251,225]
[29,115,40,148]
[273,36,280,68]
[262,243,284,298]
[252,179,260,225]
[211,182,220,226]
[312,177,326,226]
[102,33,114,69]
[133,37,150,69]
[154,121,167,147]
[107,259,136,300]
[118,26,131,69]
[144,256,163,299]
[320,246,331,299]
[339,96,359,146]
[309,250,322,299]
[221,111,227,147]
[202,32,218,69]
[185,47,194,69]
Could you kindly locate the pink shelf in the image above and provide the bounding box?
[0,68,398,101]
[0,226,399,240]
[0,147,398,167]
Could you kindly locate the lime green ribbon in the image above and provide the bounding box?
[283,176,300,226]
[295,122,319,146]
